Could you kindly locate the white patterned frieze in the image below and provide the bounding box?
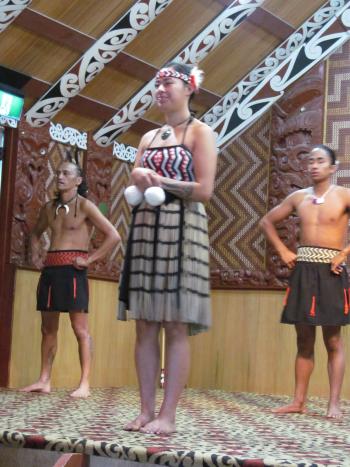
[49,122,87,150]
[113,141,137,163]
[0,115,17,127]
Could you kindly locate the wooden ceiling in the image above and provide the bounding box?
[0,0,326,148]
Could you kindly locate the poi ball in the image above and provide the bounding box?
[144,186,166,206]
[124,185,144,206]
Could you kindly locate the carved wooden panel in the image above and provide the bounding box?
[11,121,49,266]
[266,62,325,287]
[10,122,122,282]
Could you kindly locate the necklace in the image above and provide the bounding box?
[55,193,78,217]
[311,185,334,205]
[161,116,192,140]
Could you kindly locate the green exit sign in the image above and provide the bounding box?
[0,89,24,120]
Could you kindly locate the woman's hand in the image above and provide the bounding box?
[131,167,159,191]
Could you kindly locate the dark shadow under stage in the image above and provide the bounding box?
[0,387,349,467]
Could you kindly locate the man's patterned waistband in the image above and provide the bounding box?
[297,246,340,263]
[44,250,88,267]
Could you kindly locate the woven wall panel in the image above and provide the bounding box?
[325,40,350,187]
[208,114,270,287]
[324,41,350,269]
[108,158,132,269]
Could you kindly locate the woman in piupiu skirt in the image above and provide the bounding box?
[282,261,350,326]
[118,62,217,435]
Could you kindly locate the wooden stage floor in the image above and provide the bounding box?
[0,387,349,467]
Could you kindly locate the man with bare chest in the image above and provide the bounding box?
[21,160,120,398]
[260,145,350,418]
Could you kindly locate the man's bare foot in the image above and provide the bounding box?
[140,417,176,435]
[20,381,51,394]
[272,402,306,414]
[70,384,90,398]
[123,413,153,431]
[327,404,342,419]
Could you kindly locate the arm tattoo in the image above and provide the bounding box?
[160,179,194,200]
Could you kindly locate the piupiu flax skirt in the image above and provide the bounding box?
[118,198,211,335]
[281,246,350,326]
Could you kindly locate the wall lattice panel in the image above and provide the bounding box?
[325,40,350,187]
[324,41,350,270]
[208,113,271,288]
[109,158,132,266]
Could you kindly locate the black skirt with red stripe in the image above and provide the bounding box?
[37,265,89,313]
[281,262,350,326]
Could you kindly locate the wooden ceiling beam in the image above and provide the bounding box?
[246,6,295,40]
[14,8,220,108]
[214,0,235,6]
[201,1,294,40]
[19,71,157,133]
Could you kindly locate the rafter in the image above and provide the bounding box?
[14,9,156,82]
[0,0,31,33]
[25,79,157,134]
[14,8,220,109]
[93,0,264,147]
[0,65,157,133]
[247,7,295,40]
[202,0,350,149]
[199,2,295,41]
[25,0,174,128]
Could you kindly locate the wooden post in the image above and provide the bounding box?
[0,126,18,386]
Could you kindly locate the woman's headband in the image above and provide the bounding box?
[155,66,204,92]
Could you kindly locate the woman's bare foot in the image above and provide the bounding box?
[20,381,51,394]
[327,403,342,419]
[70,383,90,398]
[272,402,306,414]
[140,417,176,435]
[123,413,153,431]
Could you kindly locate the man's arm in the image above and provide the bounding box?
[30,204,49,268]
[74,200,120,269]
[259,194,297,268]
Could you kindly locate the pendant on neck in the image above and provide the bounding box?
[311,184,333,206]
[160,116,192,141]
[55,203,70,216]
[161,127,172,140]
[55,193,78,218]
[312,197,325,205]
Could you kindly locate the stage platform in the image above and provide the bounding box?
[0,387,349,467]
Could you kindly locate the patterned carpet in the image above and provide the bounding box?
[0,387,350,467]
